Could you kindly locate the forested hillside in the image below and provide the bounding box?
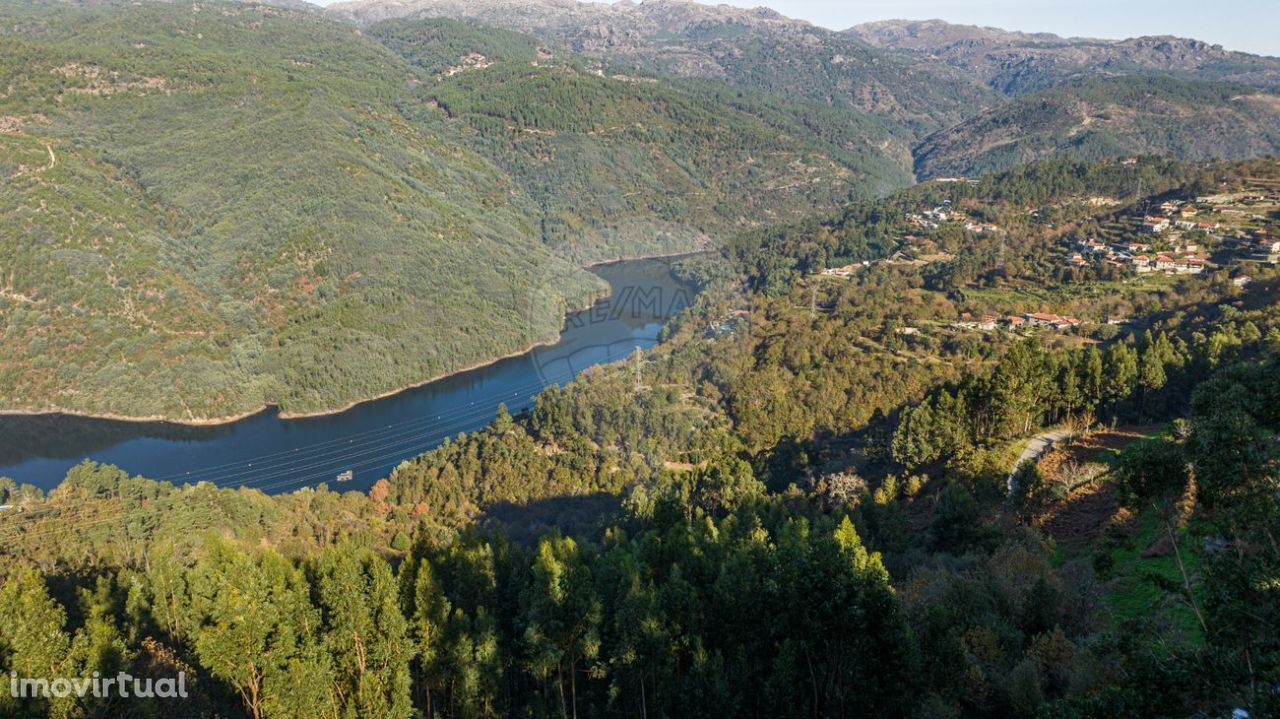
[398,26,913,259]
[0,0,601,421]
[0,1,914,421]
[2,158,1277,717]
[914,76,1280,178]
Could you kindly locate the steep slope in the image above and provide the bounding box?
[0,0,600,421]
[373,18,915,261]
[848,19,1280,95]
[0,1,922,422]
[912,76,1280,178]
[331,0,998,136]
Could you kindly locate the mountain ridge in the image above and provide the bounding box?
[913,75,1280,178]
[847,18,1280,95]
[327,0,1000,135]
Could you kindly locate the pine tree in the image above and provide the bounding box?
[1076,347,1105,413]
[1137,347,1168,418]
[1103,342,1139,406]
[409,556,452,716]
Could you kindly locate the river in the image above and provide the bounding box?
[0,257,695,493]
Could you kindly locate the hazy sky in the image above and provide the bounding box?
[314,0,1279,56]
[742,0,1279,55]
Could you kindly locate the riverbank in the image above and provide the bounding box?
[0,255,700,490]
[581,245,713,268]
[0,404,274,428]
[0,254,700,428]
[0,323,578,429]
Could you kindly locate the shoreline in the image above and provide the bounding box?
[0,404,275,428]
[581,245,713,268]
[0,332,570,428]
[275,331,569,421]
[0,320,579,429]
[0,252,702,428]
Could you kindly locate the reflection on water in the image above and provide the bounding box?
[0,257,694,493]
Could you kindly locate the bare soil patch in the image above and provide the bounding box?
[1033,426,1158,547]
[1039,480,1121,547]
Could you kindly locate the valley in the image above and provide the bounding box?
[0,3,1278,718]
[4,1,1280,424]
[0,0,906,422]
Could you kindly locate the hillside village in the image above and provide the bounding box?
[1063,180,1280,277]
[814,170,1280,339]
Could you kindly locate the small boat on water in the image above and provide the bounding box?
[336,470,354,483]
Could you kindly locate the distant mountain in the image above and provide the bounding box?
[370,16,916,261]
[913,76,1280,178]
[330,0,999,135]
[847,19,1065,48]
[848,19,1280,95]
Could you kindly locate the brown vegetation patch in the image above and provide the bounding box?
[1038,480,1119,547]
[1034,427,1162,547]
[442,53,493,77]
[51,63,168,97]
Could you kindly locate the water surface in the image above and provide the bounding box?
[0,258,694,493]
